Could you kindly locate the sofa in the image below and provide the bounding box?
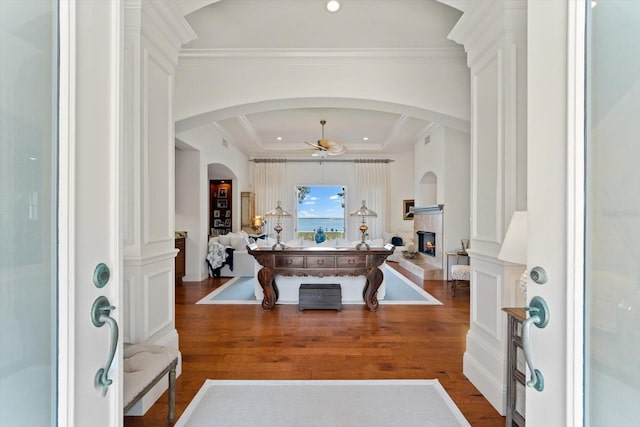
[382,231,415,263]
[206,231,256,277]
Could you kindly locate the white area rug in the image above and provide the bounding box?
[196,264,441,306]
[175,379,470,427]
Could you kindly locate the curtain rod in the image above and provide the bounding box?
[250,158,394,164]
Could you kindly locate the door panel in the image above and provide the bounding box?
[584,1,640,424]
[527,1,640,426]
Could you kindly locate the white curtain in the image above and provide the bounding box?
[253,161,295,242]
[352,161,389,241]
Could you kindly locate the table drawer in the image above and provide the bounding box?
[337,256,366,268]
[276,256,304,268]
[305,256,336,268]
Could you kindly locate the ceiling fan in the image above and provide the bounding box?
[303,120,347,157]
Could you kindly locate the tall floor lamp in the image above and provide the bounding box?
[350,200,378,250]
[264,201,292,250]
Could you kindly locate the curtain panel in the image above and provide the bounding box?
[253,161,295,242]
[353,162,389,241]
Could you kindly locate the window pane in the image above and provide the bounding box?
[296,186,345,242]
[0,1,59,425]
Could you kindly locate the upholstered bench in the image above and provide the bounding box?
[123,344,179,422]
[450,264,471,296]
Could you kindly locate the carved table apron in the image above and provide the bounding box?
[247,245,394,311]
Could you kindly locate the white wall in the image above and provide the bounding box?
[388,150,416,237]
[175,52,470,130]
[414,125,471,254]
[175,125,251,280]
[175,149,201,281]
[443,127,471,253]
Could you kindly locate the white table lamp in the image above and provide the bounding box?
[264,201,292,250]
[349,200,378,250]
[498,211,528,302]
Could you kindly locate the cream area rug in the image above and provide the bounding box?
[196,264,442,306]
[174,379,470,427]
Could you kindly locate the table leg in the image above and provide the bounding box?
[363,267,383,311]
[256,267,278,310]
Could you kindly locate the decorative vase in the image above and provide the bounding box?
[314,227,326,244]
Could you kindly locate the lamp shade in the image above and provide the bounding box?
[498,211,527,264]
[350,200,378,217]
[264,201,292,218]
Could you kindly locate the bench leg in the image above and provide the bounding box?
[168,359,177,423]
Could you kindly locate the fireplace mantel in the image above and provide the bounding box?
[412,205,444,273]
[413,205,444,214]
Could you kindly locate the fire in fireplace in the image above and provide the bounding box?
[417,231,436,257]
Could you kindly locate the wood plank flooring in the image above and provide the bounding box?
[124,262,505,426]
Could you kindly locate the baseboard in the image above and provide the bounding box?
[463,351,505,415]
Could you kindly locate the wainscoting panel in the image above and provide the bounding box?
[143,47,174,246]
[471,52,501,247]
[144,262,174,339]
[472,267,503,341]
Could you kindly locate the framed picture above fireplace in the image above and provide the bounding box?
[403,199,415,220]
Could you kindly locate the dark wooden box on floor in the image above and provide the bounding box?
[299,283,342,311]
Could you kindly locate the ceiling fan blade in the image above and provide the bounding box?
[303,141,327,151]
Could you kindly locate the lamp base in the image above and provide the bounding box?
[272,241,286,250]
[272,229,286,250]
[355,241,370,250]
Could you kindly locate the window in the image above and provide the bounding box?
[296,185,345,241]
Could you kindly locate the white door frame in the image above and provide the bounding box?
[526,1,585,425]
[58,1,123,425]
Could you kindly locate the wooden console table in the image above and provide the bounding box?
[247,244,395,311]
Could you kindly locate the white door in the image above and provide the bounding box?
[527,1,640,425]
[59,0,123,425]
[0,1,123,426]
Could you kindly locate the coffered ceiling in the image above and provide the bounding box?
[174,0,468,158]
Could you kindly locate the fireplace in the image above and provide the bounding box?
[417,231,436,257]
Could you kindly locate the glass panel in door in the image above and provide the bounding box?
[0,1,58,425]
[585,0,640,424]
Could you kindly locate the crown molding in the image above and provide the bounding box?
[179,47,467,64]
[447,0,526,66]
[124,0,197,65]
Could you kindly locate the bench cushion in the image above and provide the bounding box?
[451,264,470,281]
[123,344,179,407]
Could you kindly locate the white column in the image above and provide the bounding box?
[121,0,196,415]
[448,0,528,414]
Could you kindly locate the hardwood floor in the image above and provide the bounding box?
[124,262,505,426]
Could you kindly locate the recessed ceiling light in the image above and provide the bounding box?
[362,137,369,141]
[276,136,283,141]
[326,1,340,13]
